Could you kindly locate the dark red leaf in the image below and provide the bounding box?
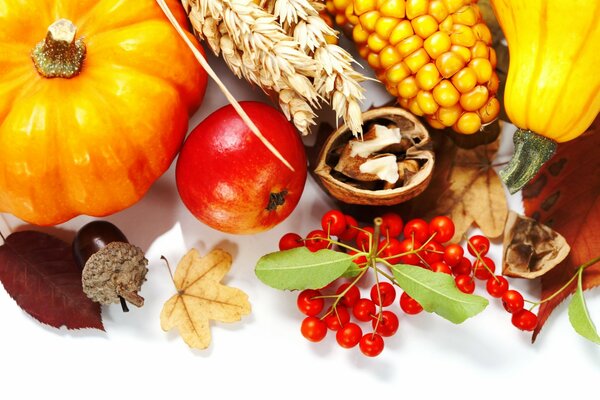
[522,116,600,342]
[0,231,104,330]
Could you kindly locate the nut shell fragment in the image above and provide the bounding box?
[314,107,434,205]
[502,211,570,279]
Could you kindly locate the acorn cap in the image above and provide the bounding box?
[81,242,148,307]
[314,107,434,206]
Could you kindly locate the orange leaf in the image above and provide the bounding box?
[522,116,600,342]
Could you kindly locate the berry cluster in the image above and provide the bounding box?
[280,209,537,356]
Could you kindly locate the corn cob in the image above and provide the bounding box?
[325,0,500,134]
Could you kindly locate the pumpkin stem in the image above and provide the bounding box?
[31,19,86,79]
[499,129,557,194]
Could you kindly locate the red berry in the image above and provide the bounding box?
[336,322,363,348]
[502,290,524,313]
[356,226,375,251]
[486,275,509,298]
[397,238,423,265]
[454,274,475,294]
[301,316,327,342]
[339,214,359,241]
[431,261,452,274]
[321,210,347,237]
[452,257,472,276]
[305,229,331,252]
[378,238,403,264]
[352,298,377,322]
[297,289,324,316]
[323,306,350,331]
[370,282,396,307]
[372,310,399,337]
[403,218,430,243]
[511,309,538,331]
[399,292,423,315]
[429,216,455,243]
[473,257,496,280]
[381,212,404,238]
[422,240,444,265]
[279,232,303,251]
[467,235,490,257]
[336,282,361,308]
[443,244,464,267]
[347,249,368,268]
[359,333,385,357]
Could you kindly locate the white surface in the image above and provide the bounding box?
[1,50,599,399]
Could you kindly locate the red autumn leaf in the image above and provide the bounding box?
[0,231,104,330]
[522,116,600,342]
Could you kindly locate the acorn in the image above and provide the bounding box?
[74,221,148,311]
[314,107,434,205]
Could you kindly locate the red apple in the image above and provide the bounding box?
[176,102,307,234]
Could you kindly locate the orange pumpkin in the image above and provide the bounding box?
[0,0,207,225]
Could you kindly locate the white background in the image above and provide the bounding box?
[1,48,598,399]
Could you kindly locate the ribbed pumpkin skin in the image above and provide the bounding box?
[491,0,600,142]
[0,0,207,225]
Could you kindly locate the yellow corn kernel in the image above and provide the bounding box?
[376,71,386,81]
[426,115,446,129]
[385,62,411,83]
[334,0,353,10]
[396,35,424,58]
[437,103,462,126]
[433,79,460,107]
[406,0,429,19]
[478,97,500,124]
[346,4,360,25]
[423,31,451,59]
[389,20,415,45]
[459,85,489,111]
[398,76,419,98]
[368,33,389,52]
[412,15,439,39]
[326,1,336,14]
[451,67,477,93]
[408,96,425,116]
[386,83,399,96]
[404,48,430,73]
[375,17,400,39]
[380,45,402,69]
[353,0,377,15]
[335,14,348,26]
[487,71,499,94]
[353,24,370,44]
[358,45,370,58]
[454,112,482,134]
[380,0,406,18]
[435,51,465,78]
[470,40,489,59]
[450,24,476,47]
[359,11,381,32]
[417,90,439,115]
[416,63,442,90]
[428,0,449,23]
[399,97,411,109]
[450,44,471,63]
[438,15,453,32]
[472,23,492,45]
[469,57,492,84]
[452,5,478,26]
[489,47,497,68]
[443,0,464,14]
[368,52,381,69]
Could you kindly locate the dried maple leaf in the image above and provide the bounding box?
[398,128,508,242]
[522,116,600,342]
[0,231,103,330]
[160,248,251,349]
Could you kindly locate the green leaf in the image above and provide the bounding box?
[255,247,353,290]
[392,264,488,324]
[568,269,600,344]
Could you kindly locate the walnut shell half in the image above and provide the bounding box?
[314,107,434,206]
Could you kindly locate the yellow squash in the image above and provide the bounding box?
[491,0,600,192]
